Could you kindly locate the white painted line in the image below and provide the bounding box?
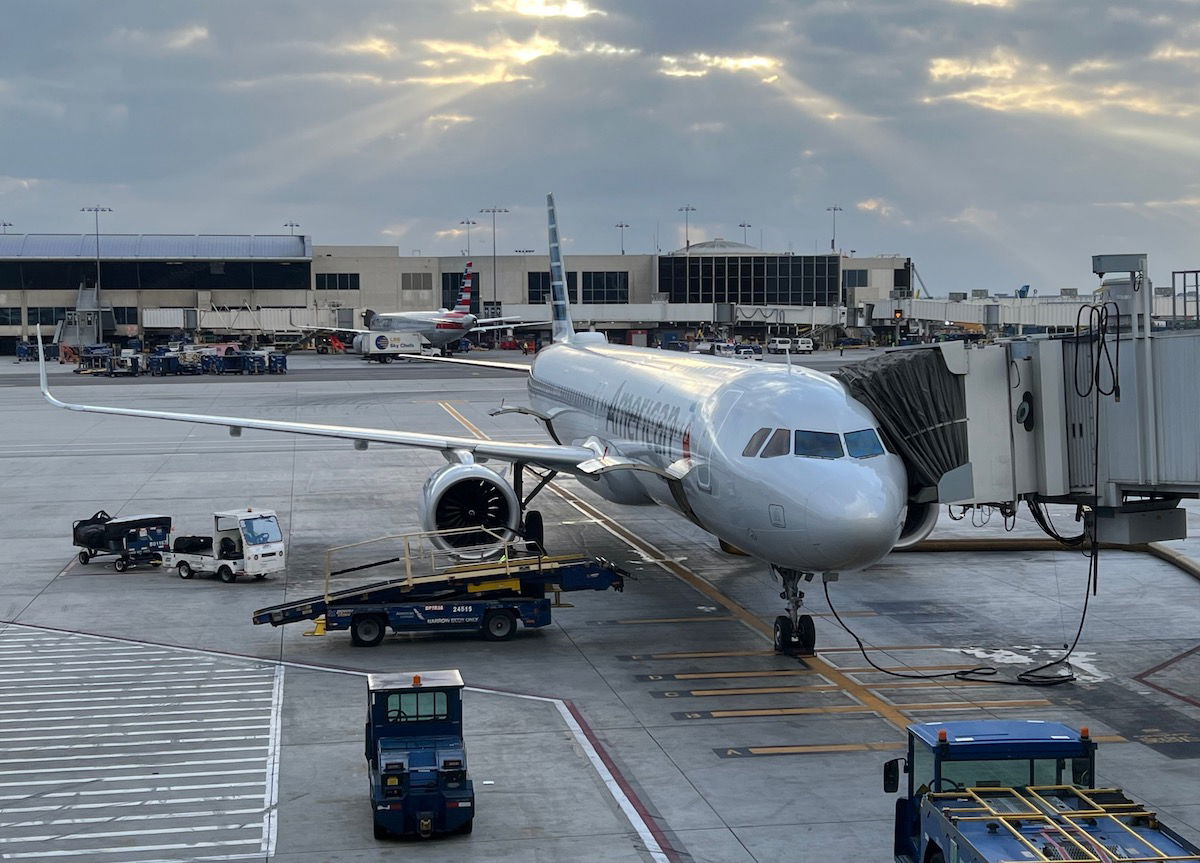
[0,757,268,777]
[0,734,269,751]
[0,706,271,724]
[0,768,267,788]
[0,838,260,858]
[1,807,263,829]
[0,679,270,695]
[260,665,283,856]
[0,695,272,710]
[0,782,263,802]
[0,821,260,843]
[0,657,226,669]
[0,717,270,733]
[2,669,268,684]
[0,745,268,765]
[0,795,263,814]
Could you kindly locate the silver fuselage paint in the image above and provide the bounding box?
[529,340,908,573]
[369,311,475,348]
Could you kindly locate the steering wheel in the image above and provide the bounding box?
[253,533,270,544]
[932,777,965,792]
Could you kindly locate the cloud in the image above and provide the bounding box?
[341,36,398,58]
[857,198,899,219]
[687,121,725,133]
[472,0,606,18]
[942,0,1012,6]
[424,113,474,132]
[110,24,210,52]
[659,53,780,80]
[925,47,1194,117]
[0,176,41,196]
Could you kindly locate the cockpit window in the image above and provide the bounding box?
[759,428,792,458]
[794,430,844,459]
[742,427,772,458]
[844,429,886,459]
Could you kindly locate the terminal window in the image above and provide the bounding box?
[842,269,868,288]
[658,255,840,306]
[26,307,72,325]
[112,307,138,325]
[0,307,20,325]
[581,272,629,304]
[315,273,360,291]
[401,272,432,292]
[442,272,480,313]
[527,271,578,304]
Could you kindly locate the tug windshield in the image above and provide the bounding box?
[240,515,282,546]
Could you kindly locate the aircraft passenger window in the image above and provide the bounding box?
[759,428,792,458]
[793,430,844,459]
[845,429,886,459]
[742,427,772,457]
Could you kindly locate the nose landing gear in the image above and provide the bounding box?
[771,566,822,655]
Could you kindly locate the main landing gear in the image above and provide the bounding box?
[771,566,820,655]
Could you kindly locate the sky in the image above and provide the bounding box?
[3,0,1200,295]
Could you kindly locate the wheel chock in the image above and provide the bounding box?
[303,615,327,637]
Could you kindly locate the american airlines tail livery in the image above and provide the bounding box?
[39,195,930,651]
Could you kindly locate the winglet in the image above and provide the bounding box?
[35,330,69,409]
[546,194,576,343]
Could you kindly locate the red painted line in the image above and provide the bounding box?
[563,699,683,863]
[1132,644,1200,709]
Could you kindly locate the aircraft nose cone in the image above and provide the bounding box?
[805,464,906,571]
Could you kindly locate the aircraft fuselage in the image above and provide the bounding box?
[529,340,907,573]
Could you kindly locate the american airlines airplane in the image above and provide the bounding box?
[38,196,936,652]
[328,263,535,354]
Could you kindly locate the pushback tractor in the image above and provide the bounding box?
[883,720,1200,863]
[366,670,473,839]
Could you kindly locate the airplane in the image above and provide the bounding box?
[38,195,937,653]
[311,262,541,355]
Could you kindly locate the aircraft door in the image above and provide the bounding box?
[696,388,742,495]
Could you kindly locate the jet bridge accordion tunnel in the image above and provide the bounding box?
[834,327,1200,548]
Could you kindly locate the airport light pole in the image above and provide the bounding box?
[615,222,629,255]
[459,219,476,256]
[826,205,842,253]
[81,206,112,290]
[0,221,11,234]
[738,222,751,245]
[283,221,299,236]
[480,207,508,307]
[678,205,696,250]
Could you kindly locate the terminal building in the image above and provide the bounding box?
[1,231,1197,353]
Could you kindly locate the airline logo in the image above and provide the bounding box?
[374,335,389,350]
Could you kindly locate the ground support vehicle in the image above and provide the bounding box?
[366,670,474,839]
[353,332,424,363]
[163,508,285,583]
[792,337,814,354]
[72,511,171,571]
[104,353,142,376]
[766,337,792,354]
[252,530,625,646]
[883,720,1200,863]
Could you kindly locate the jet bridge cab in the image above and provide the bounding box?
[366,670,474,840]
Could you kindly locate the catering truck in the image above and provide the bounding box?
[883,720,1200,863]
[163,508,285,583]
[352,332,424,363]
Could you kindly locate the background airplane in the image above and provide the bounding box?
[309,263,541,354]
[39,196,935,652]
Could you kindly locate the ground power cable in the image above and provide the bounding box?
[823,306,1123,688]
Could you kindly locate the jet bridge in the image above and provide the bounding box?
[835,253,1198,546]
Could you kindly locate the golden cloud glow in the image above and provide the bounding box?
[944,0,1012,6]
[111,24,209,52]
[424,113,475,132]
[659,53,780,79]
[926,48,1193,117]
[166,25,209,50]
[408,33,563,86]
[342,37,398,58]
[472,0,605,17]
[1152,43,1200,61]
[857,198,898,218]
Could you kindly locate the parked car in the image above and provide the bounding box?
[735,346,763,361]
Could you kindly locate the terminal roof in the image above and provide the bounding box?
[0,233,310,260]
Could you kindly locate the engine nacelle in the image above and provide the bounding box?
[893,500,939,549]
[420,463,521,552]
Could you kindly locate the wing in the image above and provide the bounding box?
[473,316,523,325]
[297,324,372,334]
[406,355,533,373]
[471,320,553,333]
[34,336,651,477]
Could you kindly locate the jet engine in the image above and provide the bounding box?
[893,500,939,549]
[420,463,521,552]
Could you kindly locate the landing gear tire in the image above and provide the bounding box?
[77,551,90,565]
[773,616,793,653]
[351,614,387,647]
[483,610,517,641]
[523,509,545,554]
[796,614,816,653]
[218,566,236,584]
[113,557,129,573]
[177,561,194,579]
